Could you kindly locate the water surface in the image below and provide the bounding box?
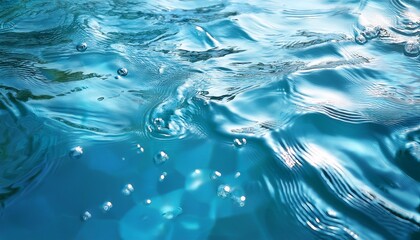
[0,0,419,239]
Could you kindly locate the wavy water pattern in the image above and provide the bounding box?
[0,0,419,239]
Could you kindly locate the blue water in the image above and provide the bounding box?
[0,0,419,239]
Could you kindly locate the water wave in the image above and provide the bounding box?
[0,0,419,239]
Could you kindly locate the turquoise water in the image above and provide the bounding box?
[0,0,419,239]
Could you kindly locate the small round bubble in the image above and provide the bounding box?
[159,172,168,182]
[404,42,420,57]
[69,146,83,159]
[102,201,113,212]
[76,42,87,52]
[122,184,134,196]
[154,151,169,165]
[117,67,128,76]
[81,211,92,221]
[144,199,152,205]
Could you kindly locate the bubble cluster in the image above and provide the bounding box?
[117,67,128,76]
[76,42,87,52]
[232,195,246,207]
[233,138,247,148]
[154,151,169,165]
[230,189,246,207]
[363,26,380,39]
[404,41,420,57]
[81,211,92,221]
[355,34,367,45]
[121,184,134,196]
[355,26,383,45]
[378,28,390,37]
[217,184,247,207]
[217,184,231,198]
[136,144,145,154]
[69,146,83,159]
[153,118,166,130]
[102,201,113,212]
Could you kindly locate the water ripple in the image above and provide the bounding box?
[0,0,419,239]
[0,92,61,209]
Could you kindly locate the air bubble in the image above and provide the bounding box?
[233,138,247,148]
[217,184,231,198]
[232,195,246,207]
[76,42,87,52]
[363,26,379,39]
[159,172,167,182]
[210,171,222,180]
[69,146,83,159]
[378,28,390,37]
[136,144,144,154]
[117,67,128,76]
[234,172,241,178]
[154,151,169,165]
[102,201,113,212]
[153,118,166,130]
[81,211,92,221]
[198,90,209,96]
[122,184,134,196]
[162,207,183,220]
[230,189,246,207]
[404,42,420,57]
[144,199,152,205]
[355,34,367,45]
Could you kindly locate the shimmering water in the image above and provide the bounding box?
[0,0,419,239]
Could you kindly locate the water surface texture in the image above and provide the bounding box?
[0,0,419,239]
